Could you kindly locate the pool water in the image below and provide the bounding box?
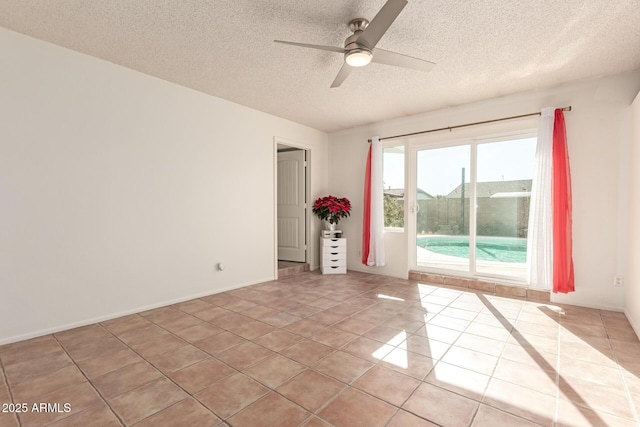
[417,235,527,263]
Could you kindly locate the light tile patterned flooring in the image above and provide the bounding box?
[1,271,639,426]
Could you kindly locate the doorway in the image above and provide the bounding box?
[275,139,310,277]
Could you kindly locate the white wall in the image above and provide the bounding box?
[626,91,640,335]
[0,28,329,344]
[329,71,640,311]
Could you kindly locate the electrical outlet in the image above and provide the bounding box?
[613,276,623,287]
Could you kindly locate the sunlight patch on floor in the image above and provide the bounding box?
[372,331,408,363]
[376,294,405,302]
[381,347,409,369]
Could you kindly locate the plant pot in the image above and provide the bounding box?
[325,221,336,231]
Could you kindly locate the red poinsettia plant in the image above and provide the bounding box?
[312,195,351,225]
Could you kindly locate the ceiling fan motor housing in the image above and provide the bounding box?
[345,19,370,48]
[344,18,373,66]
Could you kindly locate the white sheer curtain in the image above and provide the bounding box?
[367,137,385,266]
[527,107,554,290]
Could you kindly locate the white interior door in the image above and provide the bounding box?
[277,149,306,262]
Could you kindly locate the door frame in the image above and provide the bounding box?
[273,137,311,279]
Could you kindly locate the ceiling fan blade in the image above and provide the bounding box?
[274,40,346,54]
[372,48,435,72]
[357,0,408,49]
[330,63,353,88]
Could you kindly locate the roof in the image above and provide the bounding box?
[384,188,433,200]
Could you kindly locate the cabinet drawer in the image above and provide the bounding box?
[321,258,346,267]
[321,249,347,259]
[321,238,346,247]
[321,265,347,275]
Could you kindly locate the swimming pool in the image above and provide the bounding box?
[417,235,527,263]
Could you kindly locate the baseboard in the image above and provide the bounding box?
[0,276,274,346]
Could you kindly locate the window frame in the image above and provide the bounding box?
[382,141,407,232]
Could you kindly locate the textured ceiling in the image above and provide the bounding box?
[1,0,640,132]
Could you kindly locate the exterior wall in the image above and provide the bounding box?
[417,196,529,237]
[329,71,640,311]
[0,28,329,344]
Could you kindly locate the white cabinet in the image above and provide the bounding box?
[321,231,347,275]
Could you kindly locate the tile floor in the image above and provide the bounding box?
[1,270,639,427]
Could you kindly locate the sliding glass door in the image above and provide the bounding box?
[414,136,536,281]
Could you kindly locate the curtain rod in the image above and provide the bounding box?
[367,106,572,143]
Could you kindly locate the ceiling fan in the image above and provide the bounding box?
[274,0,435,88]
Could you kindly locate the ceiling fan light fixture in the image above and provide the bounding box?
[345,49,373,67]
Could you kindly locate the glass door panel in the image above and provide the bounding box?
[416,145,471,272]
[475,138,536,279]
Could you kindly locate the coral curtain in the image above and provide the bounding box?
[527,107,554,290]
[362,145,372,264]
[362,137,385,266]
[552,109,575,293]
[528,107,575,293]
